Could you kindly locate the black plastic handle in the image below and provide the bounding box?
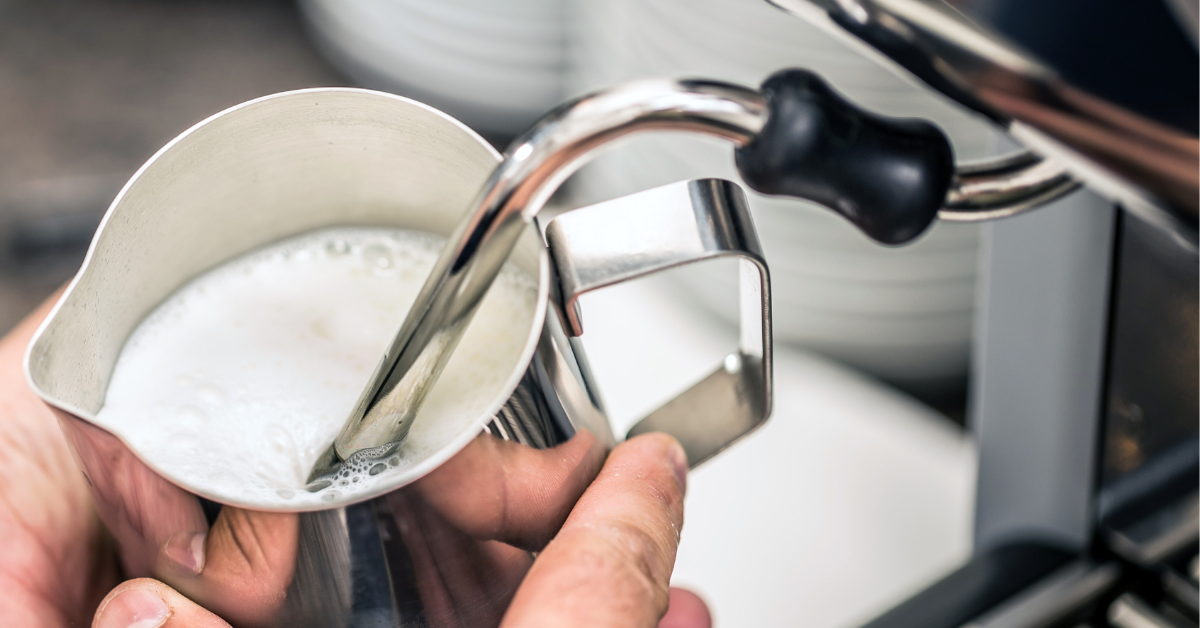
[735,69,955,245]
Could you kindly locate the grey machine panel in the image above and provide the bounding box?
[970,189,1117,553]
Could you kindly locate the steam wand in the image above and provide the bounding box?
[308,69,1074,483]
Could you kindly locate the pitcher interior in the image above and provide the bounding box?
[25,89,549,506]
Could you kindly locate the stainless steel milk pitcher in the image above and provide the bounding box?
[24,88,771,627]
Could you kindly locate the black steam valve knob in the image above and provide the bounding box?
[735,68,955,245]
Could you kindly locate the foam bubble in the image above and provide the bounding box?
[197,385,226,406]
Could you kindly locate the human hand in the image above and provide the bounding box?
[0,295,712,628]
[0,291,121,627]
[88,433,710,627]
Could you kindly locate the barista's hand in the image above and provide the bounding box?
[0,291,121,627]
[90,434,710,628]
[0,295,710,628]
[500,433,711,628]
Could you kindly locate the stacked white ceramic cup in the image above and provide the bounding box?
[567,0,999,393]
[299,0,567,138]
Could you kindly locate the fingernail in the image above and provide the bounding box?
[668,441,688,495]
[97,587,170,628]
[164,532,206,575]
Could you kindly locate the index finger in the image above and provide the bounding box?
[500,433,689,628]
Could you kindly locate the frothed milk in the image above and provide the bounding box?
[94,227,538,508]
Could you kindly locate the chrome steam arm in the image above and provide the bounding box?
[315,68,1073,473]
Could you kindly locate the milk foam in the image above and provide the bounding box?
[93,228,539,509]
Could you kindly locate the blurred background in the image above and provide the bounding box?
[12,0,1186,626]
[4,0,1197,625]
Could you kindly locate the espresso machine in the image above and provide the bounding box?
[758,0,1198,625]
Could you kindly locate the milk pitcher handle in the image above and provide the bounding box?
[544,178,772,467]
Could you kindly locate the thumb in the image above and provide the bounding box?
[94,578,230,628]
[501,432,690,628]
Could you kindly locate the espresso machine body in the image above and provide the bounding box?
[763,0,1198,625]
